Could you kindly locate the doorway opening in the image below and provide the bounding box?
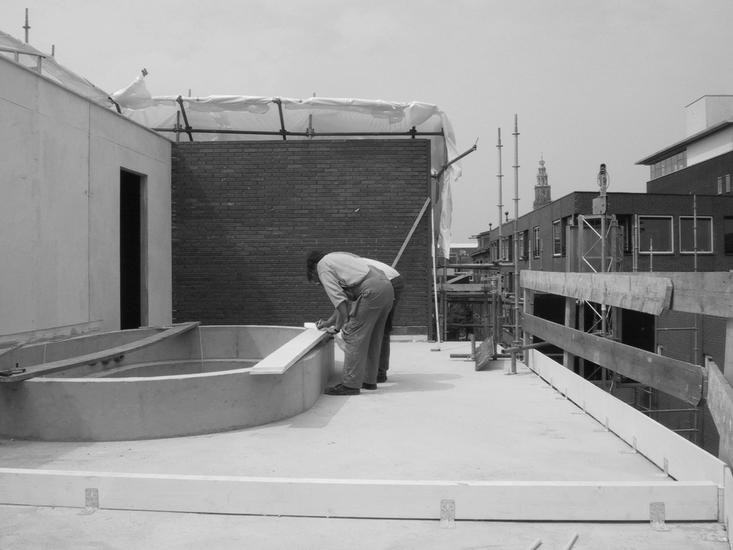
[120,169,147,329]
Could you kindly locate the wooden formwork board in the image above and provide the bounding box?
[0,322,200,382]
[526,349,727,487]
[520,271,672,315]
[522,314,704,406]
[0,468,719,522]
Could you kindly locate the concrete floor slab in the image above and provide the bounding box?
[0,505,728,550]
[0,342,665,482]
[0,341,727,548]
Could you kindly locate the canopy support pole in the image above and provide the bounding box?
[176,96,194,141]
[273,98,287,140]
[392,197,431,269]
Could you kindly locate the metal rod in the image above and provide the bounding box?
[430,198,442,346]
[24,8,30,44]
[175,96,194,142]
[273,98,287,140]
[497,128,503,243]
[510,115,520,374]
[433,143,477,180]
[152,127,443,138]
[392,197,430,268]
[441,263,502,269]
[692,194,700,365]
[598,164,608,335]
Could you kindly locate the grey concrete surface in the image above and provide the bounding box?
[0,505,728,550]
[0,341,728,549]
[0,342,664,482]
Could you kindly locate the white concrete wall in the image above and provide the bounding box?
[0,56,172,334]
[687,126,733,166]
[686,95,733,136]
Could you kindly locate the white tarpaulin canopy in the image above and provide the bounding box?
[0,25,465,258]
[111,74,463,258]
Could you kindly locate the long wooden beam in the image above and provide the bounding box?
[522,314,704,405]
[0,322,200,382]
[250,328,331,375]
[438,284,495,292]
[0,467,719,521]
[520,271,672,315]
[626,272,733,318]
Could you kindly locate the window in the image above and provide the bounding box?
[637,215,673,253]
[650,151,686,180]
[552,220,562,256]
[727,174,731,194]
[490,240,499,262]
[519,230,529,260]
[725,217,733,255]
[500,237,509,261]
[679,216,713,253]
[616,215,634,254]
[533,226,541,258]
[718,177,723,195]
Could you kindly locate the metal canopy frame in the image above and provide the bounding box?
[155,96,446,143]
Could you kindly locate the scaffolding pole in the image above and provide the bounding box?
[509,115,520,374]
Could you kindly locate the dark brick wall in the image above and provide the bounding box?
[646,150,733,195]
[171,139,432,333]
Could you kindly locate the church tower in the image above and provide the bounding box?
[533,157,551,210]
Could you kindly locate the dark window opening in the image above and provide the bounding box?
[120,170,143,329]
[725,217,733,255]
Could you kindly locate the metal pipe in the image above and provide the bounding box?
[433,143,477,180]
[24,8,30,44]
[152,128,443,138]
[510,115,520,374]
[693,194,700,365]
[273,98,287,140]
[175,96,194,142]
[598,164,608,335]
[497,128,504,244]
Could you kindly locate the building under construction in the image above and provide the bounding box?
[2,24,733,550]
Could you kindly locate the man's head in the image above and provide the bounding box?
[306,250,326,282]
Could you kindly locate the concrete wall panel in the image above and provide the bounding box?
[0,56,172,335]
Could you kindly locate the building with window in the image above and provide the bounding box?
[470,98,733,450]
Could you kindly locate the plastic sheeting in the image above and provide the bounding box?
[111,75,463,258]
[0,30,112,107]
[0,29,463,257]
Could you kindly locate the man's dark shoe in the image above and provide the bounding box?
[361,382,378,390]
[325,383,360,395]
[376,372,388,383]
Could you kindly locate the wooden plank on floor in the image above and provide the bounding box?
[526,349,727,486]
[0,468,719,521]
[522,314,704,405]
[250,328,331,375]
[474,337,494,371]
[0,322,200,382]
[520,271,672,315]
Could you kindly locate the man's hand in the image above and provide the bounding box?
[316,319,338,334]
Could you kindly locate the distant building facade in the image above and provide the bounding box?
[469,97,733,448]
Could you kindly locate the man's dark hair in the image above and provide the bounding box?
[306,250,326,282]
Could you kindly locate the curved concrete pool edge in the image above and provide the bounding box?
[0,326,335,441]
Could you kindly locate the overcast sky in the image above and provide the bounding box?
[2,0,732,242]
